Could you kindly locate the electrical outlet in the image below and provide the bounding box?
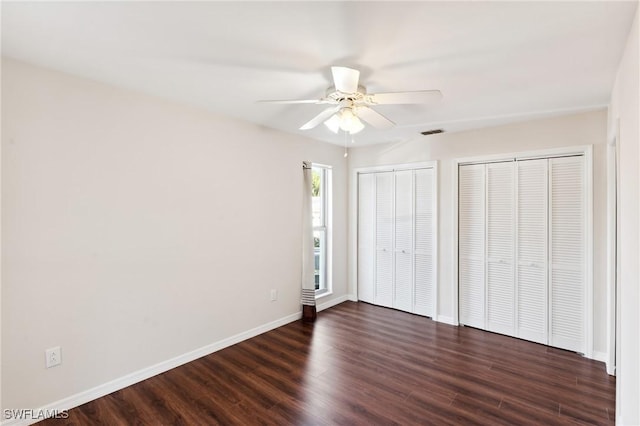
[45,346,61,368]
[270,289,278,301]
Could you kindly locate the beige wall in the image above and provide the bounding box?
[609,4,639,424]
[2,48,631,418]
[1,58,349,411]
[348,110,608,357]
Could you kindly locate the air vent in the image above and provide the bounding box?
[421,129,444,136]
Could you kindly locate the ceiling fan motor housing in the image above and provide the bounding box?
[325,85,367,104]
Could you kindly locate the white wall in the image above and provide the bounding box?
[609,4,640,424]
[1,58,349,413]
[348,110,608,354]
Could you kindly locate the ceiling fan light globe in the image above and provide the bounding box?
[349,118,365,134]
[340,107,355,120]
[339,108,363,132]
[324,114,341,133]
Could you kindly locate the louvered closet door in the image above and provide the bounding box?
[458,164,486,329]
[549,156,585,353]
[394,170,413,312]
[375,172,394,308]
[414,168,435,317]
[486,162,515,335]
[358,173,376,304]
[516,159,548,344]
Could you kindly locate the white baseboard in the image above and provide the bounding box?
[591,350,607,363]
[317,294,349,312]
[436,315,457,325]
[590,351,615,376]
[347,293,358,302]
[1,311,302,426]
[605,362,615,376]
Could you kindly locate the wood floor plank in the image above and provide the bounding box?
[38,302,615,425]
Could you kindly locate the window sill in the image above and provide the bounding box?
[315,289,333,300]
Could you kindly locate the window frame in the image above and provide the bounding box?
[312,164,332,298]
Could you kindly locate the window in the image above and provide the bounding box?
[312,165,331,296]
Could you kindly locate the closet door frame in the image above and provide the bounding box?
[354,161,439,319]
[452,145,593,359]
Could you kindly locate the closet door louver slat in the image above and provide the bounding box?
[394,170,414,312]
[458,164,486,329]
[516,159,548,344]
[414,168,435,317]
[357,173,376,304]
[549,157,585,353]
[375,172,394,308]
[486,162,515,335]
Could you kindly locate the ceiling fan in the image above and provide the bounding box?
[259,66,442,134]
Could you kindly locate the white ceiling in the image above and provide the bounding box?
[2,1,637,146]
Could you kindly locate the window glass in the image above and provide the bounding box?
[312,169,323,227]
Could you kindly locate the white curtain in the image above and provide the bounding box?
[301,161,317,321]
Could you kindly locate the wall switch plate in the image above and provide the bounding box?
[270,289,278,301]
[45,346,61,368]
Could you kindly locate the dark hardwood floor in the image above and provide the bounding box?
[40,302,615,425]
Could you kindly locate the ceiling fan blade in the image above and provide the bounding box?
[331,66,360,93]
[357,106,395,129]
[367,90,443,105]
[257,99,319,104]
[257,98,334,105]
[300,106,341,130]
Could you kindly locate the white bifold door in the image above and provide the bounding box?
[516,159,549,345]
[358,167,436,317]
[458,164,486,329]
[458,155,587,354]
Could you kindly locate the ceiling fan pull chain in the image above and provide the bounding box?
[343,129,348,158]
